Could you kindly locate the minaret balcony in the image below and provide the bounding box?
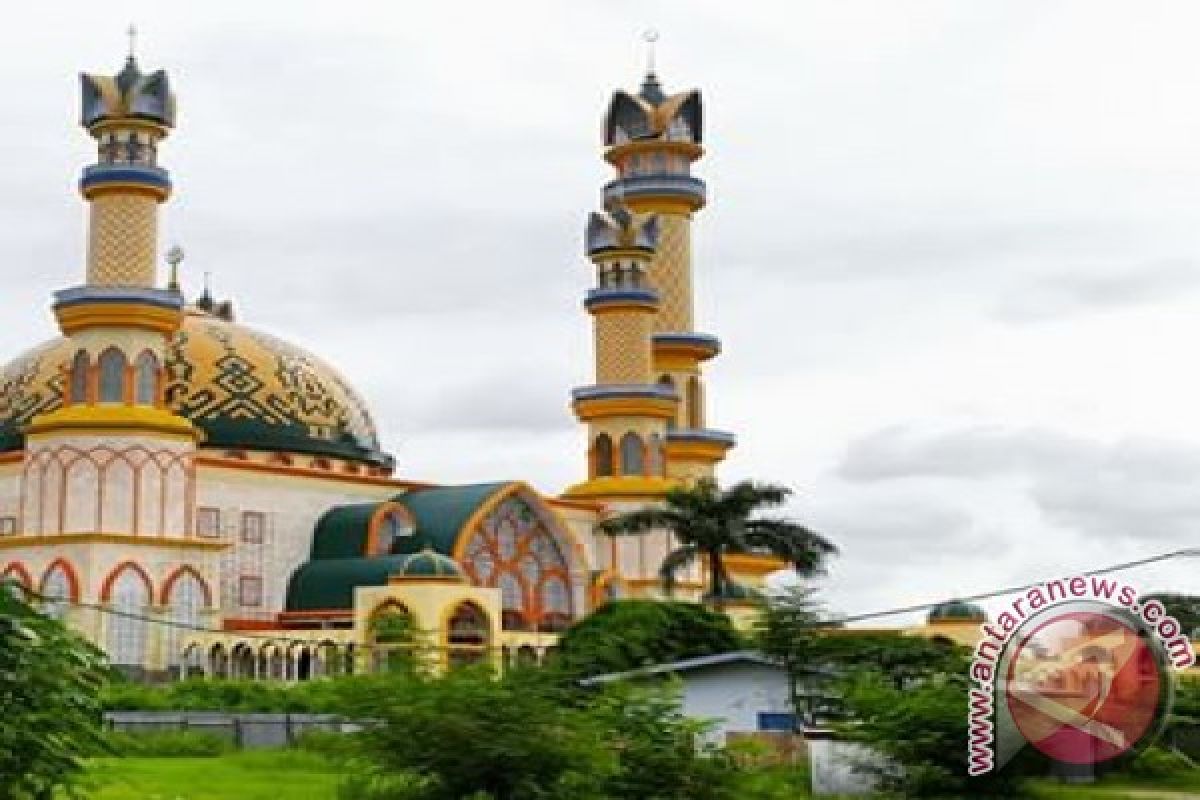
[603,174,706,211]
[53,285,184,336]
[584,287,659,313]
[80,163,171,199]
[570,383,678,422]
[665,428,736,462]
[652,332,721,362]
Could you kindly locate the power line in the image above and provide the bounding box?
[826,547,1200,627]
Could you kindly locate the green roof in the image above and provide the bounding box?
[285,555,413,612]
[309,503,383,560]
[392,482,513,556]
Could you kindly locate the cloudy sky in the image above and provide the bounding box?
[2,1,1199,623]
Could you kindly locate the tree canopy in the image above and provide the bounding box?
[0,582,109,799]
[598,479,837,603]
[554,599,743,678]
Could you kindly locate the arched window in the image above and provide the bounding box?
[498,571,525,630]
[594,434,614,478]
[369,602,417,673]
[688,376,703,428]
[619,432,644,476]
[647,433,664,477]
[164,570,207,673]
[98,348,127,404]
[542,576,571,632]
[446,602,490,668]
[2,563,31,589]
[658,375,678,430]
[134,351,158,406]
[40,562,75,621]
[105,565,151,667]
[70,350,89,405]
[458,497,577,633]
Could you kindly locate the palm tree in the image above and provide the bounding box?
[597,478,837,605]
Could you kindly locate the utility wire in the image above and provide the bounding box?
[825,547,1200,627]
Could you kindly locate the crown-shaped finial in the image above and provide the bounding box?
[80,37,175,130]
[585,203,660,256]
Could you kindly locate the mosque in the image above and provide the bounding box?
[0,49,783,679]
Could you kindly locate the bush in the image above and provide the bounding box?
[100,676,351,713]
[0,583,109,797]
[554,600,743,678]
[336,762,441,800]
[294,729,359,761]
[1127,746,1194,779]
[101,729,233,757]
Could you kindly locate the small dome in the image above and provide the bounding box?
[928,600,986,624]
[392,550,465,583]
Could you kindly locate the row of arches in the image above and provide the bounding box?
[21,443,193,537]
[591,432,665,479]
[192,641,357,681]
[177,639,555,682]
[368,599,491,670]
[67,348,162,407]
[2,559,211,668]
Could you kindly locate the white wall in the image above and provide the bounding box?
[676,662,793,742]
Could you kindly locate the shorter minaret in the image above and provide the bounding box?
[564,204,677,500]
[24,48,197,536]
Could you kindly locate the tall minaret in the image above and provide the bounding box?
[571,63,734,493]
[18,50,206,671]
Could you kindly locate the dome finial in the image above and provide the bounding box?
[166,244,184,294]
[638,30,666,105]
[126,24,138,63]
[197,270,214,312]
[643,28,659,76]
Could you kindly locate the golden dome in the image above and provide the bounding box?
[0,309,391,467]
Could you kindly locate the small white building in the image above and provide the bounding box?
[581,650,795,742]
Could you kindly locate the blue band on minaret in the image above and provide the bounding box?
[79,163,171,193]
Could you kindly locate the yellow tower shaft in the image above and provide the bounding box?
[85,191,160,287]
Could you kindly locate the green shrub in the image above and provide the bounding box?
[555,599,743,678]
[294,729,358,761]
[0,581,109,797]
[336,760,441,800]
[101,729,233,757]
[1127,746,1194,779]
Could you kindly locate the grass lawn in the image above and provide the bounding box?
[71,750,343,799]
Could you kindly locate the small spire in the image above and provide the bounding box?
[166,244,184,294]
[639,29,666,104]
[197,270,214,312]
[127,24,138,62]
[643,28,659,75]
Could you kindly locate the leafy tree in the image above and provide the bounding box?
[333,667,615,800]
[589,681,740,800]
[554,599,743,678]
[0,582,109,799]
[597,478,837,604]
[330,666,754,800]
